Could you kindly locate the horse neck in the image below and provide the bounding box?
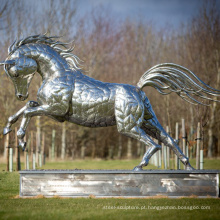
[21,44,70,81]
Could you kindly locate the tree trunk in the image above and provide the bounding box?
[182,119,186,170]
[166,95,171,129]
[137,141,141,158]
[196,122,201,169]
[208,99,217,158]
[36,116,41,167]
[41,132,45,165]
[127,138,132,159]
[208,51,220,158]
[15,127,21,171]
[118,135,122,159]
[108,145,114,159]
[81,141,86,159]
[51,129,56,161]
[61,122,66,160]
[207,126,214,158]
[5,133,9,171]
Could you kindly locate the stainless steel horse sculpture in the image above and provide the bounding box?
[1,34,220,171]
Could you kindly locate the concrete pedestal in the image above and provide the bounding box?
[19,170,219,198]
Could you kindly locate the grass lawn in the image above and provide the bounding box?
[0,159,219,220]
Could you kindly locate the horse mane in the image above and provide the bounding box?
[8,34,82,71]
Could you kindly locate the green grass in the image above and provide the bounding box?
[0,159,157,172]
[1,157,219,171]
[0,159,220,220]
[40,159,158,170]
[166,158,220,170]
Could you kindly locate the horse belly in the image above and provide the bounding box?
[69,94,116,127]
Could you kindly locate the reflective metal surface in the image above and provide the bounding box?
[19,170,219,198]
[1,34,220,170]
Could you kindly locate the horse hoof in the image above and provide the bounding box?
[186,165,195,170]
[3,127,12,135]
[19,141,26,151]
[133,166,143,171]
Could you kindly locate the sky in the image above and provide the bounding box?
[1,0,220,40]
[76,0,220,29]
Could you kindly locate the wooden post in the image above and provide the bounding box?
[182,119,186,170]
[154,153,157,166]
[127,138,132,159]
[15,128,17,168]
[31,131,34,169]
[196,122,201,170]
[5,133,9,171]
[158,148,162,168]
[3,135,7,159]
[81,142,86,159]
[190,126,193,159]
[15,127,21,171]
[200,124,204,170]
[9,147,13,172]
[164,142,167,169]
[32,153,36,170]
[161,142,164,169]
[118,135,122,159]
[24,136,27,170]
[26,136,31,170]
[36,116,41,166]
[200,149,204,169]
[39,152,42,167]
[41,132,45,165]
[137,141,141,158]
[175,123,180,170]
[26,148,29,170]
[154,139,159,167]
[158,140,162,168]
[51,129,56,161]
[166,126,170,169]
[61,122,66,160]
[108,145,114,160]
[35,133,38,168]
[186,145,189,158]
[140,143,145,158]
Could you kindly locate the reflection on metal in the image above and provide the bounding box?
[19,170,219,198]
[1,34,220,170]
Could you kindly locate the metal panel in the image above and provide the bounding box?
[20,170,219,198]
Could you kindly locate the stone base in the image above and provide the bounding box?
[19,170,219,198]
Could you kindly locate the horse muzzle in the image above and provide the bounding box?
[16,93,29,101]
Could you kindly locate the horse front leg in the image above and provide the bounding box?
[17,104,65,150]
[3,101,39,135]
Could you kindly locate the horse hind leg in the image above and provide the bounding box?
[115,108,161,171]
[115,88,163,170]
[118,126,161,171]
[133,136,162,171]
[142,117,194,170]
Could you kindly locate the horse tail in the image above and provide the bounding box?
[137,63,220,105]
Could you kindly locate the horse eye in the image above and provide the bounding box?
[7,64,18,77]
[7,64,14,70]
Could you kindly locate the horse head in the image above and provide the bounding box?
[0,53,37,101]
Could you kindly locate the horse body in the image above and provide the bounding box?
[39,68,152,130]
[28,43,148,129]
[1,34,220,170]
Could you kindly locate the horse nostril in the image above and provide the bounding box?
[16,93,28,101]
[17,94,25,100]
